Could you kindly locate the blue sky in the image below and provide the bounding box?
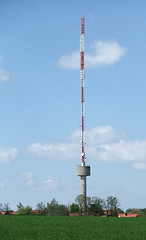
[0,0,146,211]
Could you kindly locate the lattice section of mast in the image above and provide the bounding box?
[80,17,85,165]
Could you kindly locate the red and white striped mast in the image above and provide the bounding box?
[80,17,85,166]
[77,17,90,210]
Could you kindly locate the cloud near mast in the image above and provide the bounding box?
[58,40,127,70]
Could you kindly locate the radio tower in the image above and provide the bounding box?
[76,17,90,210]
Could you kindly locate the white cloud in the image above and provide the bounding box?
[0,181,4,189]
[88,140,146,162]
[42,179,53,184]
[0,53,10,82]
[67,126,122,144]
[132,162,146,170]
[86,126,125,144]
[58,51,80,70]
[26,179,34,187]
[0,147,18,163]
[27,126,121,160]
[20,172,34,187]
[27,126,124,161]
[58,40,127,70]
[21,172,33,180]
[20,172,57,190]
[42,179,57,190]
[27,141,80,160]
[11,191,16,196]
[27,126,146,170]
[0,68,10,82]
[31,179,57,191]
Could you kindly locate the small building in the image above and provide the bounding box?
[0,211,17,215]
[118,213,138,217]
[103,209,120,217]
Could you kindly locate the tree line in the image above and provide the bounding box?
[0,195,120,216]
[0,195,146,217]
[72,195,121,216]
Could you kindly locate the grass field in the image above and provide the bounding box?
[0,215,146,240]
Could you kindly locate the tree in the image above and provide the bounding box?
[47,198,69,216]
[88,197,104,216]
[137,209,146,217]
[57,204,69,216]
[118,208,124,214]
[86,196,92,212]
[17,206,25,215]
[4,202,10,213]
[74,195,105,216]
[140,208,146,215]
[0,203,3,213]
[25,206,33,215]
[17,202,23,210]
[36,202,46,212]
[47,198,59,215]
[70,203,80,213]
[126,208,133,213]
[75,195,85,216]
[105,196,120,217]
[126,208,141,214]
[17,205,33,215]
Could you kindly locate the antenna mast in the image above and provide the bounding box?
[76,17,90,211]
[80,17,85,166]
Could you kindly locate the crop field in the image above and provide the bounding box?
[0,215,146,240]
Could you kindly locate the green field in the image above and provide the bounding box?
[0,215,146,240]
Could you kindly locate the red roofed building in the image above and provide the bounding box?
[0,211,17,215]
[32,210,40,215]
[118,213,138,217]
